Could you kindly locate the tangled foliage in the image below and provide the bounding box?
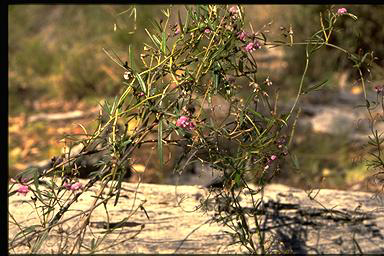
[8,5,380,254]
[285,5,384,84]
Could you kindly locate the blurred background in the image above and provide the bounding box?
[8,5,384,191]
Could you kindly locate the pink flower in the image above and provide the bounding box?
[188,121,196,130]
[245,42,254,52]
[17,185,29,196]
[204,28,211,34]
[176,116,195,130]
[337,8,347,14]
[245,41,261,52]
[270,155,277,161]
[176,116,189,127]
[63,182,72,190]
[70,182,83,191]
[174,27,181,36]
[237,31,247,41]
[229,6,238,15]
[374,85,383,93]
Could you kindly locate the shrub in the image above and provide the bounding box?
[8,5,379,254]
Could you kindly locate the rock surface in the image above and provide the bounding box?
[8,181,384,254]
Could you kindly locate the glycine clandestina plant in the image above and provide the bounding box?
[8,5,379,254]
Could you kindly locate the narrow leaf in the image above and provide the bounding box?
[129,45,135,71]
[302,80,328,94]
[33,170,43,201]
[177,10,184,34]
[136,73,147,94]
[152,34,161,47]
[161,32,166,54]
[291,153,300,169]
[157,120,163,170]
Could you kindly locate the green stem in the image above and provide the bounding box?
[286,48,310,122]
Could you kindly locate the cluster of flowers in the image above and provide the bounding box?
[176,115,196,130]
[63,181,83,191]
[238,31,261,52]
[11,177,83,197]
[263,137,289,170]
[228,7,261,53]
[264,155,277,170]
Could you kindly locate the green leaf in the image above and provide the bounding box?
[114,170,124,206]
[150,18,163,33]
[247,109,264,120]
[152,34,161,47]
[145,28,159,49]
[129,45,135,71]
[33,170,43,201]
[31,230,49,253]
[360,52,370,65]
[110,96,118,114]
[161,32,166,54]
[90,238,96,250]
[291,153,300,170]
[13,225,41,243]
[234,173,241,186]
[239,58,244,73]
[121,139,132,148]
[157,120,163,170]
[136,73,147,94]
[213,70,220,91]
[302,79,328,94]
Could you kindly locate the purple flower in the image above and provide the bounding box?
[17,185,29,196]
[245,40,261,52]
[174,27,181,36]
[237,31,247,41]
[70,182,83,191]
[337,8,347,15]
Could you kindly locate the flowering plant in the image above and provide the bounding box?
[8,5,378,254]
